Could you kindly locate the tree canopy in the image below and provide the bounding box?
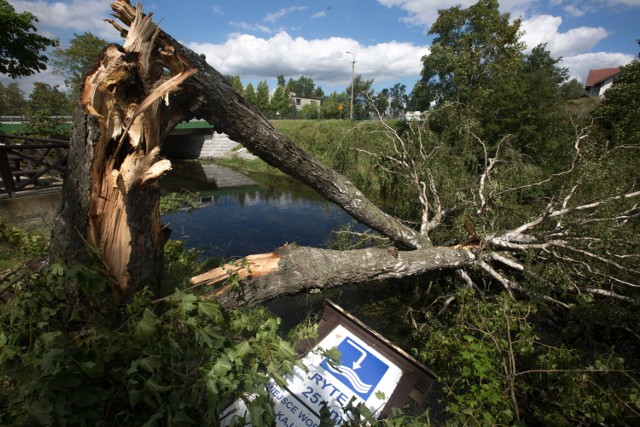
[419,0,523,107]
[51,32,109,98]
[0,0,58,78]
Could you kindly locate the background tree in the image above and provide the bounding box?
[419,0,524,107]
[388,83,407,118]
[592,46,640,145]
[270,84,292,118]
[370,88,389,117]
[320,91,348,119]
[286,75,315,98]
[255,80,270,115]
[25,82,69,136]
[0,81,27,116]
[226,74,243,93]
[345,74,374,119]
[0,0,58,77]
[243,82,257,106]
[406,81,432,112]
[51,32,109,100]
[559,77,584,99]
[298,103,320,119]
[481,43,569,158]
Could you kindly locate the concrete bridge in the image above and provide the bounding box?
[162,124,251,160]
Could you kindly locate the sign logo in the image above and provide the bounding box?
[320,337,389,400]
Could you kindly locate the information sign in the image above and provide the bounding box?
[220,300,435,426]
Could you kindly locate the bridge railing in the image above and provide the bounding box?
[0,134,69,198]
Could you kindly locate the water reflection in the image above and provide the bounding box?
[160,162,365,259]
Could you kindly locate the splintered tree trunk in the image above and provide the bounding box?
[51,5,195,302]
[51,1,480,310]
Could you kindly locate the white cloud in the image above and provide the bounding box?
[10,0,116,41]
[0,67,66,95]
[561,52,635,82]
[211,5,223,15]
[521,15,608,56]
[229,21,272,34]
[559,0,640,16]
[263,6,307,23]
[312,11,327,19]
[188,32,429,88]
[377,0,536,28]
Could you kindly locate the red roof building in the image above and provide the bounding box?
[585,67,621,97]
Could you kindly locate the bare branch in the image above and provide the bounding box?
[585,288,633,302]
[455,268,481,291]
[554,241,640,276]
[478,260,515,296]
[493,119,587,200]
[548,191,640,219]
[490,252,524,271]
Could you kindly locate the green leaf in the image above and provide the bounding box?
[212,358,232,377]
[39,331,62,347]
[80,360,104,378]
[28,399,52,425]
[145,378,173,394]
[198,301,221,321]
[136,308,159,337]
[41,348,64,375]
[139,356,161,374]
[235,341,253,359]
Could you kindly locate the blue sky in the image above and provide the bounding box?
[4,0,639,95]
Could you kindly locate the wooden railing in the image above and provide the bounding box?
[0,134,69,197]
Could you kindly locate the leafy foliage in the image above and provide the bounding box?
[593,53,640,146]
[0,219,49,259]
[159,190,200,215]
[0,0,58,78]
[51,32,109,101]
[25,82,71,137]
[420,0,524,107]
[412,290,640,425]
[0,82,27,116]
[0,258,308,425]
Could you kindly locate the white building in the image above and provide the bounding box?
[585,68,621,97]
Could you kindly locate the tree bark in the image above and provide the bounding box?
[51,5,195,301]
[192,245,477,308]
[51,0,435,304]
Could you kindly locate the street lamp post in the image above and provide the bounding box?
[346,51,355,120]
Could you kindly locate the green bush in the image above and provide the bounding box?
[0,258,307,425]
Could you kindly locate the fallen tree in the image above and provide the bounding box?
[51,0,639,311]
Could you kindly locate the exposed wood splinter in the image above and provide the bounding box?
[190,252,283,288]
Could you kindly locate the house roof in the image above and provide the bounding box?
[585,67,621,87]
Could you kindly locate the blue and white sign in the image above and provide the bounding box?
[219,303,433,427]
[320,337,389,401]
[220,324,404,426]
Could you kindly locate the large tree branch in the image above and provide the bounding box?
[107,1,430,250]
[191,245,477,308]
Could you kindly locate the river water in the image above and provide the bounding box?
[159,162,429,337]
[160,161,387,329]
[160,162,364,260]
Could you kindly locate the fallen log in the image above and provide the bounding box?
[191,245,477,308]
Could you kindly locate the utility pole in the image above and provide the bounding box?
[346,51,355,120]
